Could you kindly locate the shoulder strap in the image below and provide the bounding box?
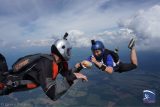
[103,49,119,64]
[102,49,110,65]
[6,79,38,89]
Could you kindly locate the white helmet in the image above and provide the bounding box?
[51,33,72,61]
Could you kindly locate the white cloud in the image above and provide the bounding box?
[68,30,90,47]
[0,0,117,49]
[0,1,160,52]
[66,29,133,48]
[0,39,7,47]
[24,39,53,47]
[0,28,135,49]
[118,5,160,51]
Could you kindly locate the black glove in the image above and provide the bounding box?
[72,63,84,73]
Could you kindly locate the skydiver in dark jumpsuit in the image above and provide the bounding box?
[0,33,88,101]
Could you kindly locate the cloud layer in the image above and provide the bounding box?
[0,0,160,52]
[119,5,160,51]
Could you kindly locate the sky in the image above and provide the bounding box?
[0,0,160,52]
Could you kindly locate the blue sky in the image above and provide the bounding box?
[0,0,160,52]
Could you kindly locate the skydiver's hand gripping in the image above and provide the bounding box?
[91,56,97,64]
[91,56,103,68]
[91,56,113,73]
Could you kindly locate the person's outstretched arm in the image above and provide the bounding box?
[39,59,88,101]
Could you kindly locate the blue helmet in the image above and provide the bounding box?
[91,40,105,52]
[91,40,105,61]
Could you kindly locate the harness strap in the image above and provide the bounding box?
[6,79,37,89]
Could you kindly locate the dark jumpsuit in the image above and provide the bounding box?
[0,56,77,101]
[25,57,77,100]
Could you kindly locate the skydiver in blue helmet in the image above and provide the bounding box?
[75,38,138,74]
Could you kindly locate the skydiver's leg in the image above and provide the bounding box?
[130,48,138,66]
[128,38,138,66]
[115,61,137,73]
[115,38,138,73]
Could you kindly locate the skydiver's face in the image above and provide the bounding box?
[93,50,102,57]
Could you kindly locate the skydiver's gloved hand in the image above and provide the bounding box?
[73,61,92,73]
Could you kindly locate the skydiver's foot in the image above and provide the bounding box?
[128,38,135,49]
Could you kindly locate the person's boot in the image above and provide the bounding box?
[128,38,135,49]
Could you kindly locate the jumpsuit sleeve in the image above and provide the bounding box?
[105,54,114,67]
[36,58,76,101]
[59,62,77,86]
